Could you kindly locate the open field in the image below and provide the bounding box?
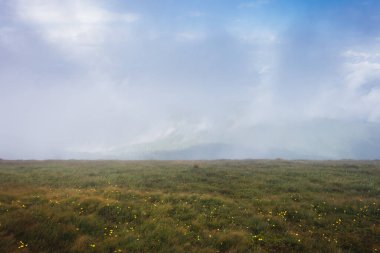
[0,160,379,253]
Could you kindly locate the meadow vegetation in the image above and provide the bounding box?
[0,160,379,252]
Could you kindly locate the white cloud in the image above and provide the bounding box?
[307,49,380,122]
[343,50,380,90]
[17,0,138,24]
[2,0,380,159]
[229,24,279,45]
[15,0,140,56]
[343,50,380,61]
[344,61,380,89]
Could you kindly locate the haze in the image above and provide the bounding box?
[1,0,380,160]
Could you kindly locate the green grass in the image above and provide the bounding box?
[0,160,379,252]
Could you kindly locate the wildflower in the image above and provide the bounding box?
[18,241,28,249]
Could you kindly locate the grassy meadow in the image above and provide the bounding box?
[0,160,379,253]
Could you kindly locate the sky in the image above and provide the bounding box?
[0,0,380,160]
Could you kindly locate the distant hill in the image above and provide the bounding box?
[145,142,328,160]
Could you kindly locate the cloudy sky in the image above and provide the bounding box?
[1,0,380,160]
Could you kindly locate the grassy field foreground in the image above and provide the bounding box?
[0,160,379,252]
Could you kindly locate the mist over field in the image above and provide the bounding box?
[1,2,380,251]
[1,0,380,159]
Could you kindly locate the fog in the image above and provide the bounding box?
[1,0,380,159]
